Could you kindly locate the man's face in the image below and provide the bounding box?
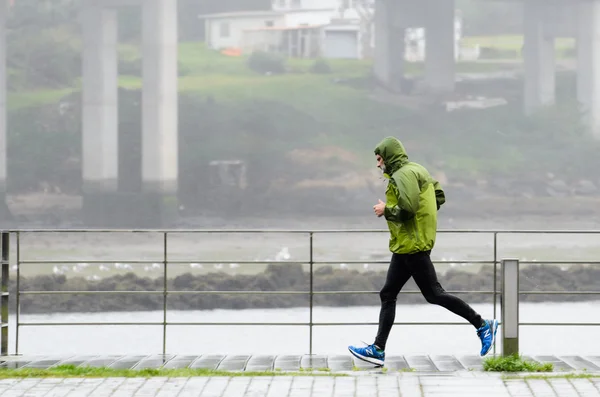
[376,154,385,173]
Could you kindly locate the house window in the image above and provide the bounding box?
[265,20,274,27]
[219,21,230,38]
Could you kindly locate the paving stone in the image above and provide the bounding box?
[244,355,276,372]
[216,355,251,371]
[220,377,251,397]
[526,379,557,397]
[456,355,484,371]
[81,356,122,368]
[179,378,209,397]
[405,355,437,372]
[570,378,600,396]
[266,377,294,397]
[504,379,534,397]
[384,355,410,371]
[430,355,467,372]
[273,355,301,372]
[326,355,353,372]
[199,377,229,397]
[244,377,272,396]
[546,378,579,397]
[532,356,575,372]
[189,354,226,370]
[560,356,600,371]
[110,356,148,370]
[300,355,327,370]
[133,355,175,370]
[54,356,99,368]
[161,355,198,369]
[397,377,422,397]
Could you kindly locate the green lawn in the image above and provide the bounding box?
[461,35,575,51]
[0,364,343,378]
[8,40,525,111]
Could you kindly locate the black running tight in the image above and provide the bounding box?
[373,251,484,351]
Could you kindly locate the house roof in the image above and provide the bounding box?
[198,8,338,20]
[198,10,283,20]
[243,24,326,32]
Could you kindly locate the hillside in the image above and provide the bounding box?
[6,42,600,219]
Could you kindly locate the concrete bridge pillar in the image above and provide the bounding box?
[523,1,556,115]
[0,1,9,221]
[577,0,600,138]
[373,0,406,93]
[424,0,456,93]
[141,0,179,222]
[81,4,120,224]
[81,0,179,227]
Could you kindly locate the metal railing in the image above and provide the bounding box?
[1,228,600,357]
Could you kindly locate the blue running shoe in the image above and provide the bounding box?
[477,319,498,356]
[348,343,385,366]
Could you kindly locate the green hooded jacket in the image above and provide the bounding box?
[374,137,446,254]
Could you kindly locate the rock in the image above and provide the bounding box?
[546,179,570,197]
[574,180,597,196]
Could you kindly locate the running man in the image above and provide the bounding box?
[348,136,498,366]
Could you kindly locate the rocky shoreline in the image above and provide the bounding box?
[9,263,600,315]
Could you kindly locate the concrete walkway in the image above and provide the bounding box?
[2,354,600,372]
[0,355,599,396]
[0,372,599,396]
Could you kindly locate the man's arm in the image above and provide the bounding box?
[433,179,446,210]
[383,171,420,222]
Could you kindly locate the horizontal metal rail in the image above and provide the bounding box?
[3,228,600,357]
[18,290,496,296]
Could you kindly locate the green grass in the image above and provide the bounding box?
[0,364,346,379]
[483,354,553,373]
[503,373,600,380]
[7,88,77,111]
[8,40,527,112]
[461,35,575,51]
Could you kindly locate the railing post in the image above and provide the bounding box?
[1,232,9,356]
[309,232,313,356]
[162,232,168,356]
[501,258,519,356]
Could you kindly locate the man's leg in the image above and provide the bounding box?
[408,251,498,356]
[348,253,412,365]
[373,253,413,351]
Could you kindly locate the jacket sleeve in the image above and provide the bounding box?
[433,179,446,210]
[384,170,420,222]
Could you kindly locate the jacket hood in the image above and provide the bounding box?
[374,136,409,175]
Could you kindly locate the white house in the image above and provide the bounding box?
[199,0,467,61]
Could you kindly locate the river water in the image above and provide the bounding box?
[8,302,600,357]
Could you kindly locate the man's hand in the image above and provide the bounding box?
[373,199,386,217]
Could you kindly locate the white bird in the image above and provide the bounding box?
[190,263,203,269]
[275,247,291,262]
[229,263,240,269]
[52,266,64,275]
[99,265,110,272]
[72,265,81,272]
[152,263,161,269]
[339,263,348,270]
[363,263,370,270]
[214,263,224,270]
